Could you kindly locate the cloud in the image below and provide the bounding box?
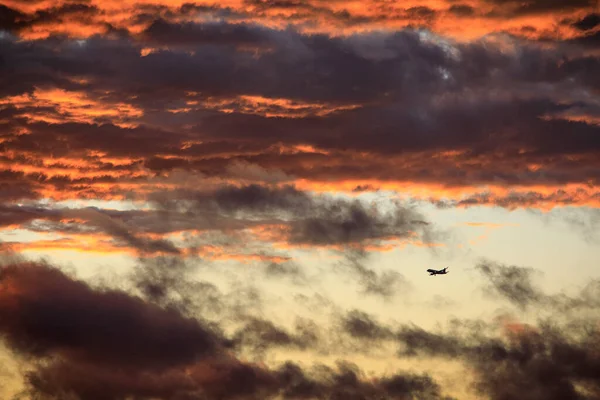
[475,260,544,310]
[231,316,320,355]
[61,207,181,255]
[572,13,600,31]
[339,249,412,300]
[2,0,597,43]
[341,309,394,341]
[392,269,600,400]
[0,23,599,210]
[274,361,455,400]
[180,184,438,248]
[140,19,279,49]
[0,256,458,399]
[476,259,600,313]
[0,259,224,370]
[484,0,597,17]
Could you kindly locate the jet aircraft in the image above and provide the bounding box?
[427,267,449,276]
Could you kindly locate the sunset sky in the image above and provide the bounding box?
[0,0,599,399]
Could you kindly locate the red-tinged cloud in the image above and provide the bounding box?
[0,0,598,264]
[0,0,598,42]
[0,20,598,211]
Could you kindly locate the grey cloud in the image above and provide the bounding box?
[185,184,439,247]
[476,260,544,310]
[140,19,279,49]
[475,259,600,312]
[340,250,412,300]
[62,207,181,255]
[341,309,394,340]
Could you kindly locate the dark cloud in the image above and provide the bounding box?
[396,318,600,400]
[128,255,220,315]
[476,260,544,310]
[485,0,597,17]
[0,170,42,202]
[0,5,26,33]
[0,260,223,370]
[475,259,600,313]
[396,324,465,358]
[434,190,600,210]
[275,361,455,400]
[0,204,59,227]
[391,267,600,400]
[0,255,457,399]
[341,309,394,340]
[339,250,412,300]
[404,6,437,19]
[448,4,476,16]
[62,207,181,255]
[184,184,438,247]
[1,25,599,198]
[264,260,309,285]
[140,19,278,49]
[0,3,99,34]
[231,316,320,355]
[572,13,600,31]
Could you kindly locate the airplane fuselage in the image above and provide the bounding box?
[427,268,448,276]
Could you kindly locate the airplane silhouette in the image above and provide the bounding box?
[427,267,449,276]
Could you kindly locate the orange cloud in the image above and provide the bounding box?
[1,88,143,128]
[2,0,597,42]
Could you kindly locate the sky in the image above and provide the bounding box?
[0,0,599,399]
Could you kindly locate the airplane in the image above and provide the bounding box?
[427,267,449,276]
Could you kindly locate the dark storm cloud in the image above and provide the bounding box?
[572,13,600,31]
[0,260,223,369]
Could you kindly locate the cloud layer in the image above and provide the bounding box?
[0,3,598,211]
